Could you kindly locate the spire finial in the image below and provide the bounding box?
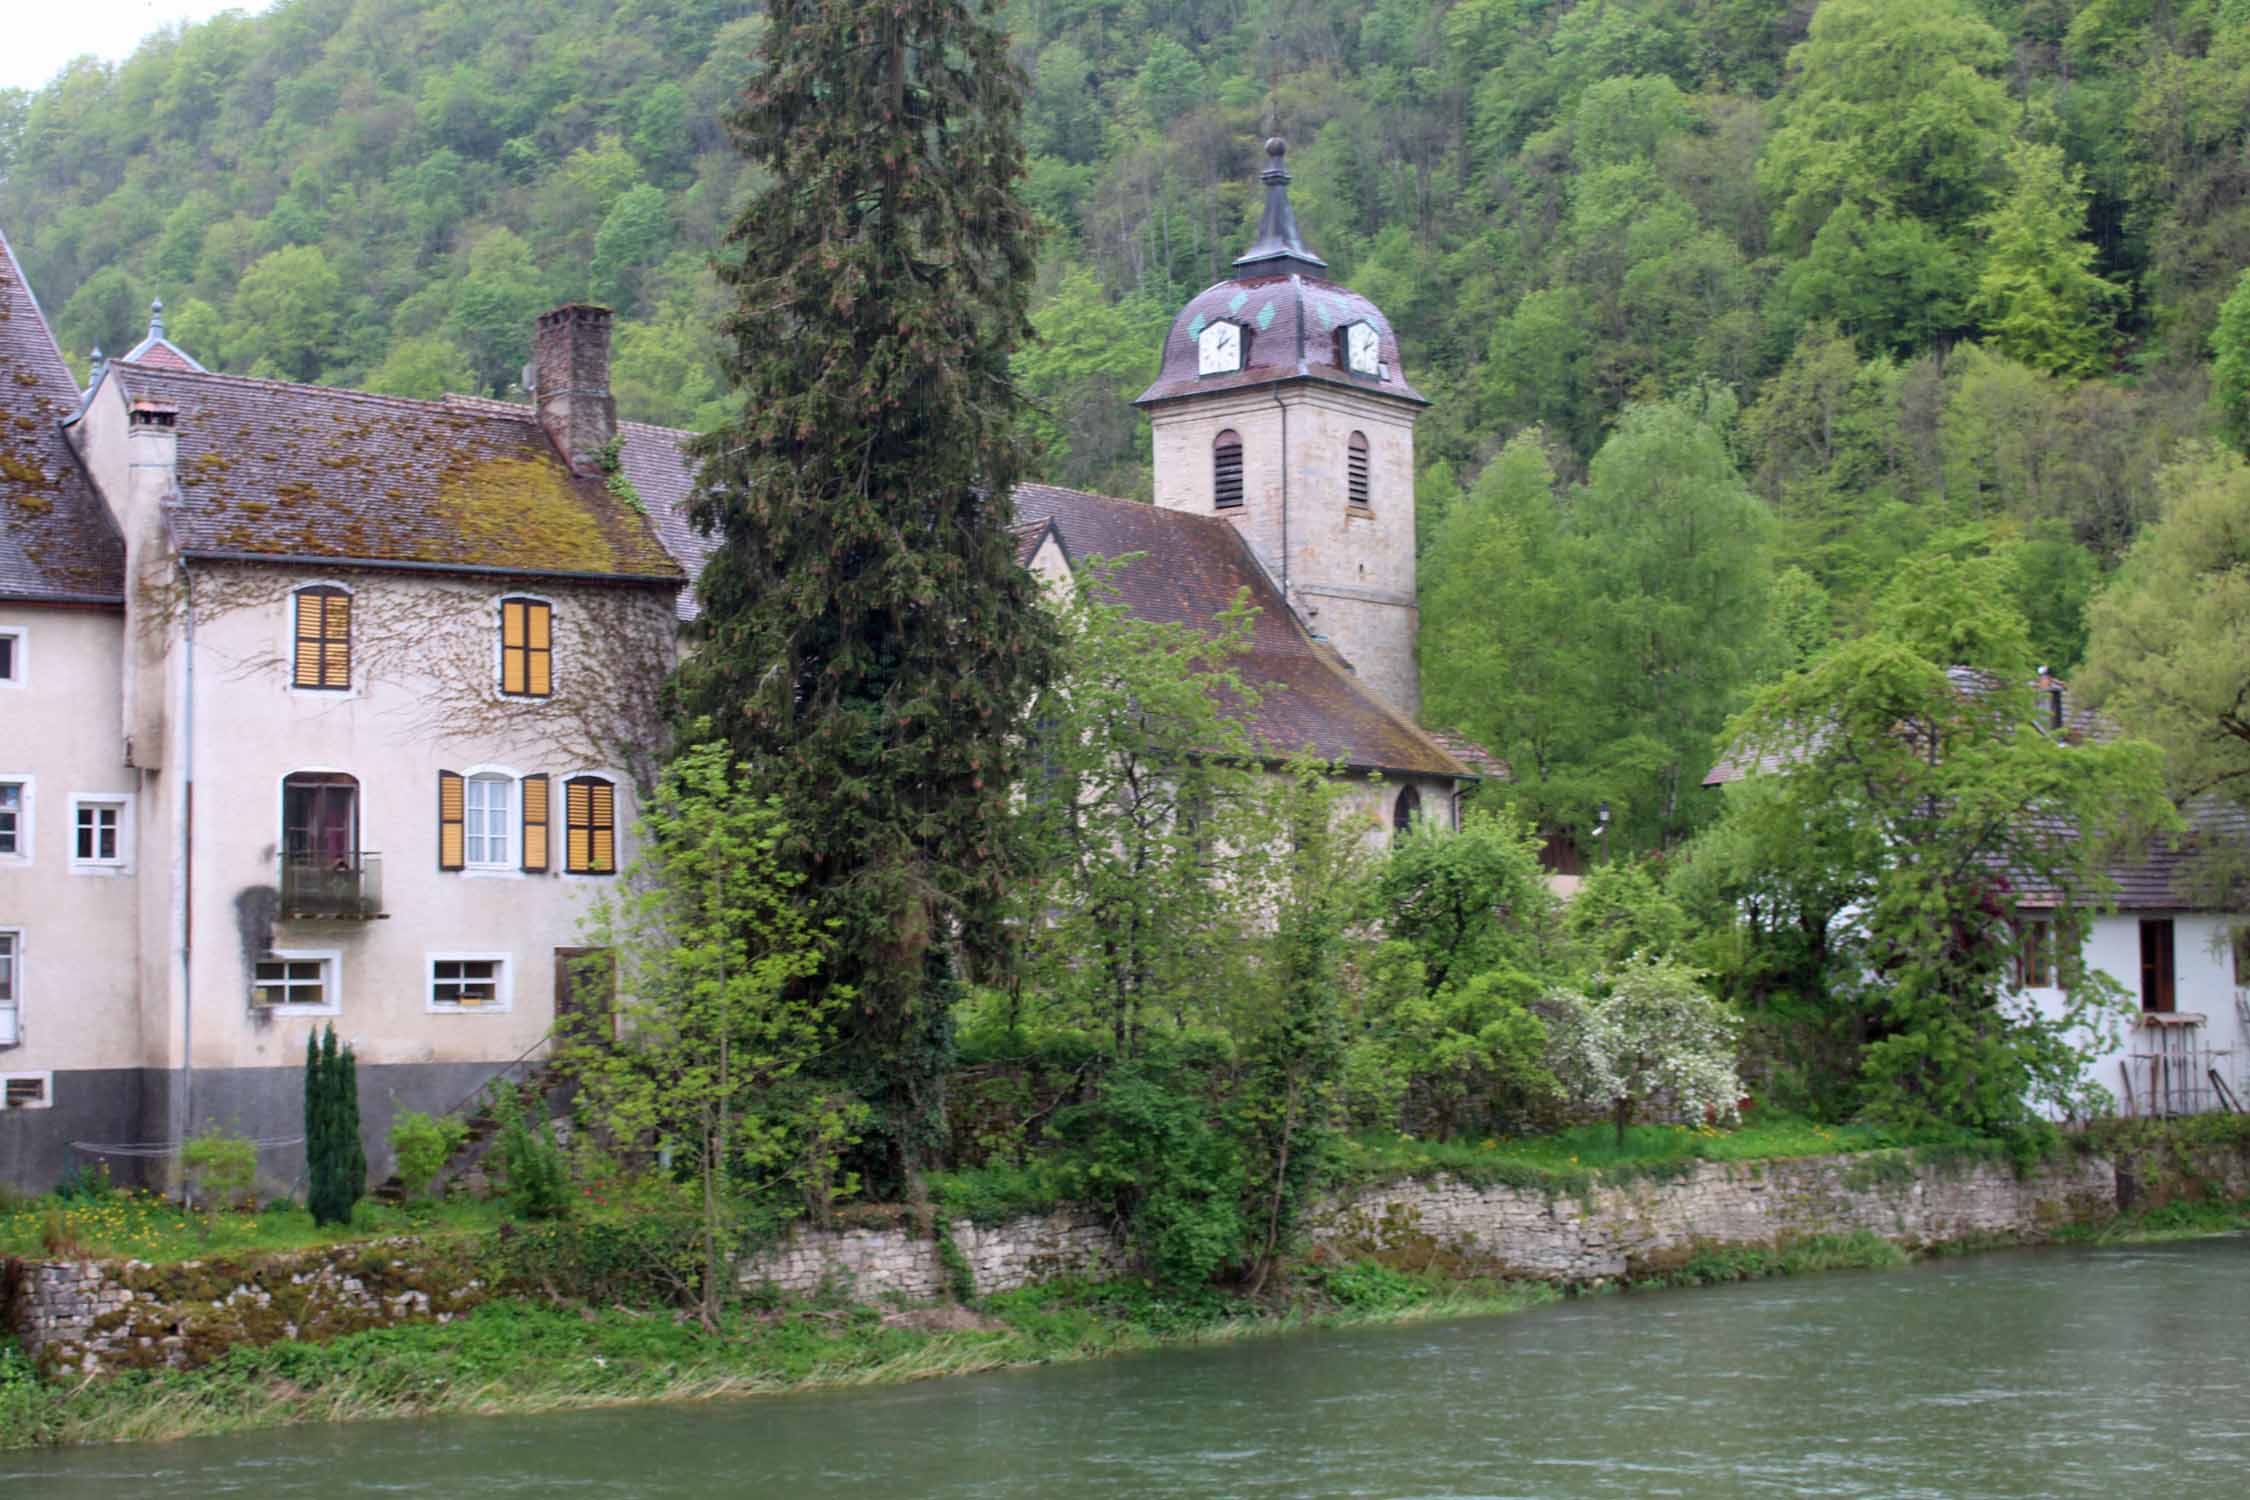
[1235,135,1327,278]
[149,297,165,339]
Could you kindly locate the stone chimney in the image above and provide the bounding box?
[533,304,617,475]
[126,399,180,508]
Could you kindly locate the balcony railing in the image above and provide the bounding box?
[278,851,386,920]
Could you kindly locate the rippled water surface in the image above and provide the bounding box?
[11,1235,2248,1498]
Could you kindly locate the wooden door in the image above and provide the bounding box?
[554,946,616,1044]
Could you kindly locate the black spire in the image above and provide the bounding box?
[1233,138,1328,279]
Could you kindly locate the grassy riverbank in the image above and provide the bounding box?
[0,1271,1553,1451]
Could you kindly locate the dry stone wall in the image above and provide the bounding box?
[1309,1152,2120,1282]
[5,1237,489,1376]
[734,1210,1126,1301]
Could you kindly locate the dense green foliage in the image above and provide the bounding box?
[303,1025,364,1229]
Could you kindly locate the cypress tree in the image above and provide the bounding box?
[679,0,1053,1190]
[305,1023,364,1225]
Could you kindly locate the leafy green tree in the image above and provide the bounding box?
[1759,0,2013,254]
[1726,555,2176,1127]
[226,245,343,382]
[364,334,477,400]
[1015,266,1164,495]
[1968,142,2125,379]
[1570,392,1777,847]
[448,229,550,396]
[1421,433,1602,835]
[679,0,1054,1194]
[590,183,675,314]
[2081,446,2250,858]
[566,740,845,1327]
[2209,268,2250,454]
[1767,201,1975,358]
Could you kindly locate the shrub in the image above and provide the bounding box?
[389,1111,470,1200]
[181,1130,258,1212]
[1052,1061,1245,1290]
[305,1024,367,1227]
[494,1092,570,1220]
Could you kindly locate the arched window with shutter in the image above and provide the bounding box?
[1213,429,1244,510]
[1347,432,1371,511]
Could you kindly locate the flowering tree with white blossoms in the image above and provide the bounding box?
[1545,955,1744,1147]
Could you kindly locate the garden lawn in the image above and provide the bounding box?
[0,1191,509,1263]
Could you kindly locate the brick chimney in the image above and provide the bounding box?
[533,304,617,475]
[126,399,180,509]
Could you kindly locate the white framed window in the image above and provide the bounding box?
[2,1071,50,1110]
[429,952,512,1012]
[0,778,29,861]
[0,928,21,1048]
[0,627,22,687]
[465,773,516,870]
[69,794,131,873]
[250,949,341,1015]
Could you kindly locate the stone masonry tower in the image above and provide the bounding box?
[1136,139,1428,718]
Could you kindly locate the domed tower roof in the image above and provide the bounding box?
[1136,139,1425,409]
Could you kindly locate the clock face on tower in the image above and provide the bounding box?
[1343,321,1381,377]
[1197,320,1244,376]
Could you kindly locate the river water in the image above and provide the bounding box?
[11,1236,2248,1498]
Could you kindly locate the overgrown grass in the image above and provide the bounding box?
[0,1189,509,1263]
[1641,1231,1912,1287]
[1328,1114,1975,1196]
[0,1272,1554,1452]
[2050,1195,2250,1245]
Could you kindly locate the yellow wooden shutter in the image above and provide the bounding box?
[437,770,465,870]
[500,601,527,695]
[521,773,550,873]
[589,779,615,872]
[527,602,553,697]
[566,777,592,872]
[322,592,351,688]
[293,591,325,687]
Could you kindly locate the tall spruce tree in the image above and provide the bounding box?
[680,0,1053,1191]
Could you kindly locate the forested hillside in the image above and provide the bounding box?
[5,0,2247,847]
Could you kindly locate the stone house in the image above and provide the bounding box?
[0,140,1480,1192]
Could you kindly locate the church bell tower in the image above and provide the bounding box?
[1135,138,1429,719]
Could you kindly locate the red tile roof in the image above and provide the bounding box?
[108,367,681,584]
[0,229,124,604]
[1013,483,1469,780]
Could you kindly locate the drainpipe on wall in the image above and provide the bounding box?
[1271,386,1290,599]
[173,552,197,1160]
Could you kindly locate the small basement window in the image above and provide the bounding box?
[252,952,339,1012]
[431,956,508,1010]
[3,1073,50,1109]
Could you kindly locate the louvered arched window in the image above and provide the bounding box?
[1213,430,1244,510]
[1347,432,1371,511]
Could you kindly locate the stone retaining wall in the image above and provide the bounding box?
[734,1210,1127,1300]
[4,1237,489,1376]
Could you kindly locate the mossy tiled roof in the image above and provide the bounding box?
[0,230,124,603]
[112,366,682,584]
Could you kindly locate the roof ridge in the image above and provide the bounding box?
[117,362,535,420]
